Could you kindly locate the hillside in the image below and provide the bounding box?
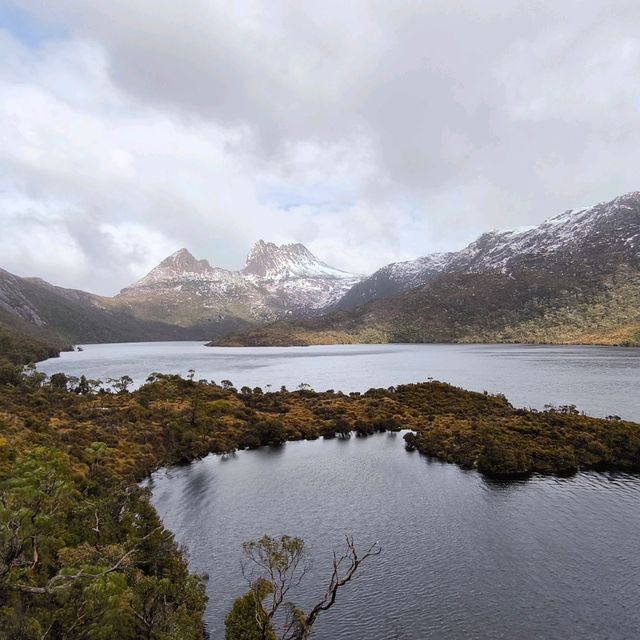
[0,268,203,348]
[213,192,640,347]
[335,191,640,309]
[0,307,71,365]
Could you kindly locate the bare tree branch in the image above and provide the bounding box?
[303,536,381,635]
[236,534,380,640]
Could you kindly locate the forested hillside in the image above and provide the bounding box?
[0,308,70,366]
[0,268,203,347]
[214,192,640,347]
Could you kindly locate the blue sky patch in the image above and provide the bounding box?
[0,1,66,47]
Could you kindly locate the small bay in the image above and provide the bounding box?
[38,341,640,637]
[147,433,640,640]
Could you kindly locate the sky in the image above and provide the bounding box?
[1,0,640,295]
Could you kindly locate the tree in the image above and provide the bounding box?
[226,534,381,640]
[0,360,22,386]
[108,375,134,394]
[49,372,69,390]
[225,578,276,640]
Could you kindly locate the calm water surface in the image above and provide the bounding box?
[39,342,640,636]
[146,434,640,640]
[39,342,640,420]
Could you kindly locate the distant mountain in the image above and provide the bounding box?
[0,268,201,349]
[5,192,640,357]
[0,241,364,359]
[117,241,363,327]
[214,192,640,347]
[337,192,640,309]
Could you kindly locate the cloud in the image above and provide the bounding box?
[1,1,640,294]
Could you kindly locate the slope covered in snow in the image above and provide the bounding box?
[336,191,640,309]
[117,242,364,326]
[215,191,640,347]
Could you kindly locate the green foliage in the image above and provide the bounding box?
[0,319,66,367]
[0,445,206,639]
[0,367,639,637]
[225,579,276,640]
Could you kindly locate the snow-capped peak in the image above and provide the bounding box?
[118,240,366,318]
[242,240,359,280]
[335,190,640,310]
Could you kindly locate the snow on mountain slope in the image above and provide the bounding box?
[451,191,640,273]
[117,242,365,324]
[243,240,356,280]
[335,191,640,310]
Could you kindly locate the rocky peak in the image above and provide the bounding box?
[156,248,213,275]
[242,240,355,280]
[120,248,220,293]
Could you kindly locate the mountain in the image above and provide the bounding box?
[0,241,363,359]
[337,192,640,309]
[0,268,201,350]
[116,241,363,327]
[213,191,640,347]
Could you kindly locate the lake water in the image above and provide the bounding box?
[39,342,640,637]
[146,433,640,640]
[38,342,640,420]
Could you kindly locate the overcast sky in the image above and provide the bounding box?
[1,0,640,295]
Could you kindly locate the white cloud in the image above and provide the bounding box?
[2,1,640,294]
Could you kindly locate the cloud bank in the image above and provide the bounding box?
[2,0,640,294]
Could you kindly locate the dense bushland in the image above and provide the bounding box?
[0,362,639,638]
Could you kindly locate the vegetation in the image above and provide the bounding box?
[226,534,380,640]
[0,361,638,637]
[0,328,64,368]
[0,268,208,347]
[0,307,70,367]
[212,270,640,347]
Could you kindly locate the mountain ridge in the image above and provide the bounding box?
[335,191,640,310]
[213,191,640,347]
[117,240,364,327]
[3,191,640,360]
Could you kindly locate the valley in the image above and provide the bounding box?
[2,191,640,368]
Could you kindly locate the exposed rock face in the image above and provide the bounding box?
[242,241,356,280]
[117,242,364,326]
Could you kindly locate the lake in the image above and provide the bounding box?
[146,432,640,640]
[38,341,640,420]
[38,341,640,637]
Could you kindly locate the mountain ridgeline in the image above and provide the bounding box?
[116,240,363,327]
[0,242,364,360]
[214,192,640,347]
[2,191,640,361]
